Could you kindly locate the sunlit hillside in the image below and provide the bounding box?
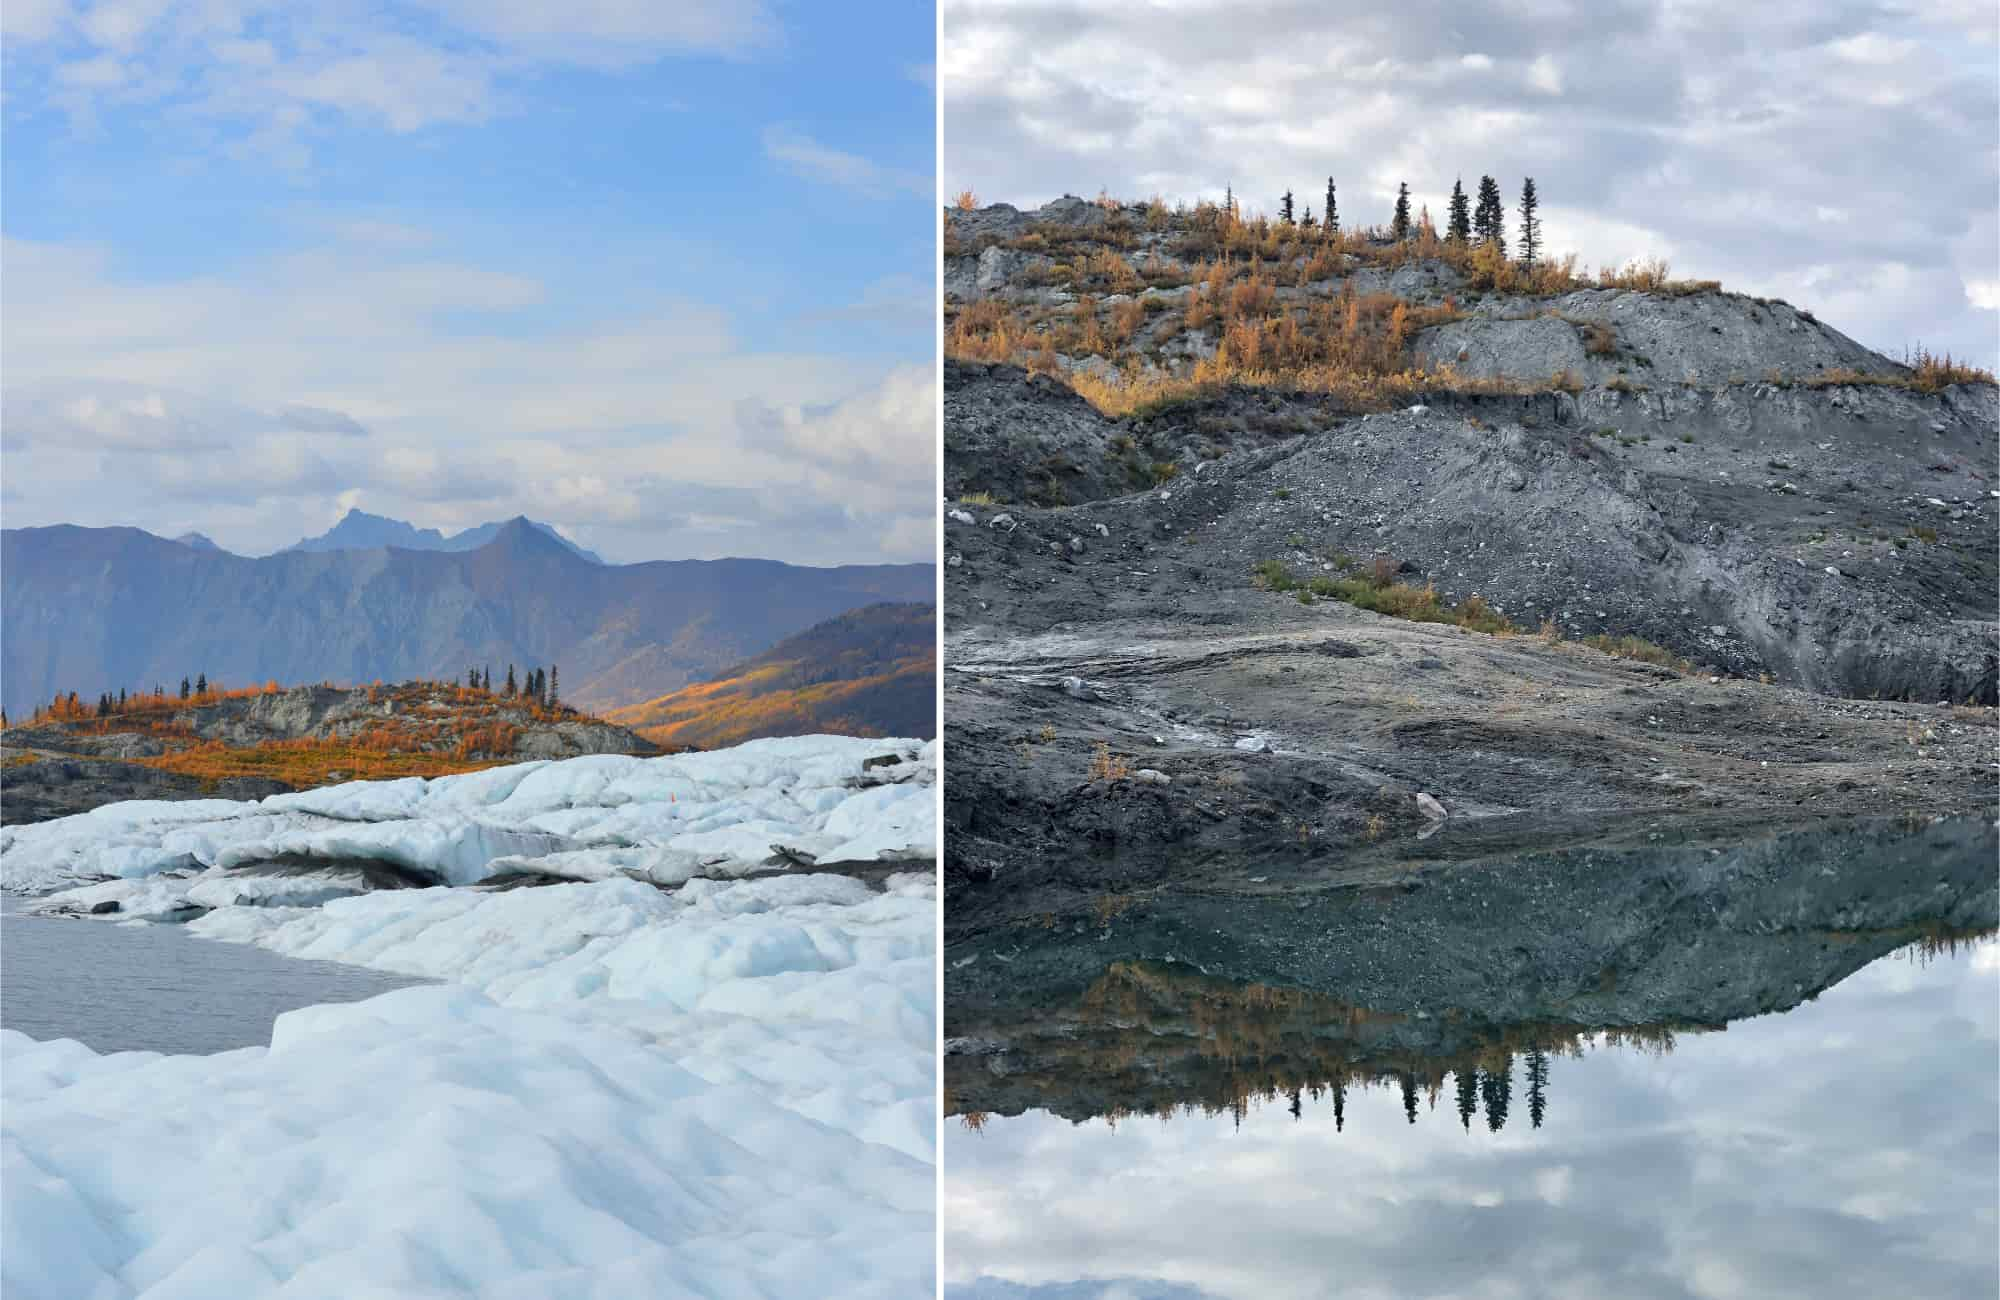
[608,603,936,750]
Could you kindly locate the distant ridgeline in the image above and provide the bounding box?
[0,518,934,719]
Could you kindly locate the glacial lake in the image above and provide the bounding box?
[0,895,431,1055]
[943,934,1998,1300]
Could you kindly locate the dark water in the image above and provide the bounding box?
[943,936,1999,1299]
[0,896,431,1055]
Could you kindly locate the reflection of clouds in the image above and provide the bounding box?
[945,945,1999,1300]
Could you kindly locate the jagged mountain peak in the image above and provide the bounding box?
[285,511,605,564]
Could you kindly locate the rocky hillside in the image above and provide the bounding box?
[0,680,654,824]
[941,196,1997,929]
[944,197,1997,703]
[1,517,933,718]
[607,602,936,750]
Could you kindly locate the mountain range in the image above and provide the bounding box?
[607,602,935,750]
[157,509,605,562]
[1,518,933,718]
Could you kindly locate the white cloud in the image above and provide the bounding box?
[762,125,931,200]
[7,0,784,166]
[1526,53,1562,94]
[414,0,775,65]
[0,233,934,563]
[941,0,2000,368]
[0,0,71,40]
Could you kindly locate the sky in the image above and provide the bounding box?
[943,942,2000,1300]
[942,0,1999,370]
[1,0,937,565]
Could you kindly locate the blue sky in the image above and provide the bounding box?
[1,0,938,564]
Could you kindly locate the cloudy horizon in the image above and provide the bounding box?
[1,1,937,566]
[942,0,1998,370]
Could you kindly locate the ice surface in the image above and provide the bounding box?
[1,735,938,1298]
[2,736,937,895]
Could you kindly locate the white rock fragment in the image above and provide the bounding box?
[1415,792,1448,820]
[988,513,1017,531]
[1132,769,1171,785]
[1234,737,1268,752]
[947,509,974,525]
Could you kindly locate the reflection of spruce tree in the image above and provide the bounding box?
[1455,1068,1478,1131]
[1481,1058,1513,1132]
[1332,1079,1345,1132]
[1289,1087,1303,1121]
[1526,1049,1549,1129]
[1400,1073,1418,1124]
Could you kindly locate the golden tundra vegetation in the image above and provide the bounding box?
[606,654,933,751]
[945,193,1993,418]
[5,677,591,788]
[607,604,936,751]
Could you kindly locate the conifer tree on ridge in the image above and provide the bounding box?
[1447,178,1471,245]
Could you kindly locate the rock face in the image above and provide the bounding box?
[947,365,1996,702]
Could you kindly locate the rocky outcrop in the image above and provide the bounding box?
[0,682,659,824]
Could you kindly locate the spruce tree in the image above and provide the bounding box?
[180,677,191,700]
[1223,185,1234,221]
[1390,182,1411,242]
[1517,176,1541,268]
[505,664,517,696]
[195,673,207,696]
[547,665,558,708]
[1324,178,1338,236]
[1301,205,1315,229]
[1481,1059,1512,1132]
[1447,178,1471,245]
[1474,175,1507,256]
[1279,190,1294,224]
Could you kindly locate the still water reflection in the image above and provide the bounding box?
[945,935,1998,1300]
